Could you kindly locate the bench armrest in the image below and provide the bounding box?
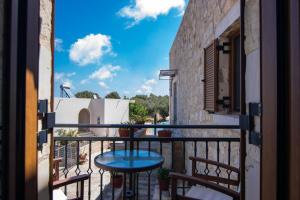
[53,174,90,189]
[170,172,240,199]
[189,157,240,173]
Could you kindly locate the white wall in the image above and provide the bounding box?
[54,98,92,125]
[103,98,130,136]
[104,99,130,123]
[89,99,105,136]
[54,98,130,137]
[54,98,106,136]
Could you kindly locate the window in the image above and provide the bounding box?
[204,39,219,113]
[204,35,241,113]
[230,34,241,112]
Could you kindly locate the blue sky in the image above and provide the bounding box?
[54,0,186,98]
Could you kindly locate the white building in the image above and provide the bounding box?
[54,97,131,137]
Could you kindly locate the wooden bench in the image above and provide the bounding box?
[170,157,240,200]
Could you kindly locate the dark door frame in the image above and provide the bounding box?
[2,0,40,199]
[288,0,300,199]
[261,0,300,199]
[260,0,278,199]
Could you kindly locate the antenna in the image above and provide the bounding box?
[60,84,71,98]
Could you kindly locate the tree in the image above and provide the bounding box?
[75,90,99,99]
[129,103,149,124]
[130,94,169,120]
[105,91,121,99]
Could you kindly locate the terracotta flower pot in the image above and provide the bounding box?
[111,175,123,188]
[158,178,170,191]
[158,130,172,138]
[78,153,87,165]
[119,129,130,137]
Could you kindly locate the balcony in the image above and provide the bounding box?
[53,124,242,200]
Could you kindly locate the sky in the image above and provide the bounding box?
[54,0,186,98]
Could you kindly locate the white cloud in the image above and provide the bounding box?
[66,72,76,77]
[118,0,185,27]
[89,64,121,80]
[141,85,152,93]
[55,72,76,80]
[54,72,74,89]
[145,79,157,85]
[69,34,112,66]
[136,78,158,94]
[136,89,143,94]
[55,38,64,52]
[54,72,65,81]
[80,79,89,85]
[98,81,109,89]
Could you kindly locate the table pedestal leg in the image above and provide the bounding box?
[123,173,127,200]
[123,172,135,200]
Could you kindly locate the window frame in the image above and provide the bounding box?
[229,31,241,113]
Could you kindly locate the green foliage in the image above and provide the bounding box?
[105,91,121,99]
[75,90,99,99]
[129,103,149,124]
[56,129,78,145]
[134,95,147,100]
[131,93,169,119]
[56,129,78,137]
[157,168,170,180]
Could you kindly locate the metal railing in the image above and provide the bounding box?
[53,124,241,200]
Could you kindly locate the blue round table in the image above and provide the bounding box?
[94,150,164,199]
[94,150,164,173]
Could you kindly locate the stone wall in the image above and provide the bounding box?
[170,0,260,199]
[170,0,240,172]
[38,0,54,199]
[244,0,260,199]
[170,0,239,123]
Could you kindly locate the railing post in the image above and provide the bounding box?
[129,127,134,195]
[240,0,246,199]
[240,131,246,200]
[130,127,134,151]
[154,114,157,136]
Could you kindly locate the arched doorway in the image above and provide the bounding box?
[78,108,90,132]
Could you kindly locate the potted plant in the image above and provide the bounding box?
[78,153,87,165]
[78,146,87,165]
[158,129,172,137]
[157,168,170,191]
[119,122,132,137]
[111,173,123,188]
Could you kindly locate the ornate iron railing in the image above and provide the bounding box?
[53,124,241,200]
